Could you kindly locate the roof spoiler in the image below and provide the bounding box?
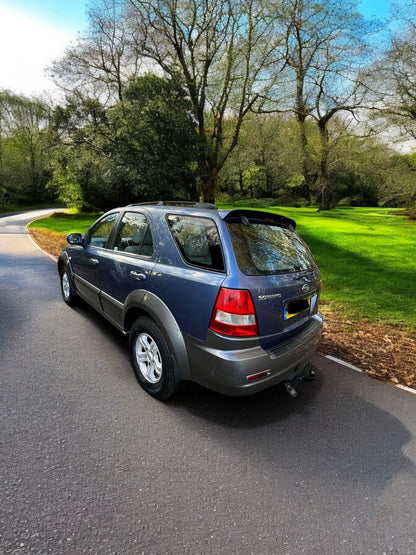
[221,209,296,231]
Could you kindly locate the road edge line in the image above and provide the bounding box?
[395,384,416,395]
[324,354,416,395]
[324,355,363,373]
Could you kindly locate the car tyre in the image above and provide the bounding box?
[60,266,77,306]
[129,317,181,400]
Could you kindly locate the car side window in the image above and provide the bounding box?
[167,215,225,272]
[84,213,118,248]
[113,212,154,256]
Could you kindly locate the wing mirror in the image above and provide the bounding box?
[67,233,83,245]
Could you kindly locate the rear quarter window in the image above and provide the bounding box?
[227,221,315,275]
[167,215,225,272]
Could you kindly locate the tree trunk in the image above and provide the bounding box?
[200,167,217,204]
[297,117,313,202]
[317,120,333,210]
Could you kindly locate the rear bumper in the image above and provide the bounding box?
[184,313,323,396]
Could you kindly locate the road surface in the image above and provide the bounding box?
[1,210,415,554]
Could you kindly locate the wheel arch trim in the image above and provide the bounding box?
[123,290,192,381]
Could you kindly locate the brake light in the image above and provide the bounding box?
[209,288,258,337]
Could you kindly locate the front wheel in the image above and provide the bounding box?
[60,266,77,306]
[129,317,181,400]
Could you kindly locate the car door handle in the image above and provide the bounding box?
[130,271,146,281]
[89,258,99,265]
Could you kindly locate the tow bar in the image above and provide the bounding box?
[284,367,316,398]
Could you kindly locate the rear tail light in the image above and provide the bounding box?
[209,287,258,337]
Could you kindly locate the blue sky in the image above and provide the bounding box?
[0,0,392,97]
[0,0,90,95]
[1,0,89,33]
[359,0,390,18]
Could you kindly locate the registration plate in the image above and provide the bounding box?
[284,297,311,320]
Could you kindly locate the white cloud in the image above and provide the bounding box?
[0,5,74,96]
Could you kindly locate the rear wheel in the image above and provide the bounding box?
[60,266,77,306]
[129,317,181,400]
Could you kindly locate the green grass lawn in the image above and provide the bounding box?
[27,211,102,234]
[29,206,416,333]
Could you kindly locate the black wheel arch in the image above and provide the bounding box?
[123,290,192,382]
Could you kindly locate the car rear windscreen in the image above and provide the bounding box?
[227,220,316,276]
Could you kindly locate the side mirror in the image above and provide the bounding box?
[67,233,83,245]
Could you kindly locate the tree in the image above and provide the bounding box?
[49,75,199,209]
[268,0,376,208]
[49,0,143,103]
[324,132,386,207]
[107,75,198,202]
[124,0,285,203]
[219,112,414,209]
[219,113,306,201]
[365,1,416,213]
[374,2,416,138]
[0,91,54,204]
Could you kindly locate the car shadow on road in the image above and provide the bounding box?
[168,360,415,493]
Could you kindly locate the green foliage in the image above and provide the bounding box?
[0,185,6,207]
[219,115,310,202]
[240,167,268,198]
[107,75,198,202]
[47,143,110,211]
[0,91,55,205]
[219,113,416,210]
[48,75,198,210]
[47,154,85,209]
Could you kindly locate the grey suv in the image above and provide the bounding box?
[58,202,323,400]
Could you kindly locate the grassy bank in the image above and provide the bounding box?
[28,206,416,333]
[27,210,102,234]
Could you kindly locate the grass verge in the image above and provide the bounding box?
[27,211,101,258]
[27,210,102,234]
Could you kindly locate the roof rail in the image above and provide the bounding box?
[127,201,218,209]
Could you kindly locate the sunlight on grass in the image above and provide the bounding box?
[27,211,101,235]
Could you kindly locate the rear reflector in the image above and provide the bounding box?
[246,370,271,381]
[209,288,258,337]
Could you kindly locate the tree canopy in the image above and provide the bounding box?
[1,0,416,213]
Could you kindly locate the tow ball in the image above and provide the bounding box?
[284,368,316,399]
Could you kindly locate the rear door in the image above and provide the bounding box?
[153,213,226,341]
[223,211,321,349]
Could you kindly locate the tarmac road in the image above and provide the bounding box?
[1,210,416,554]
